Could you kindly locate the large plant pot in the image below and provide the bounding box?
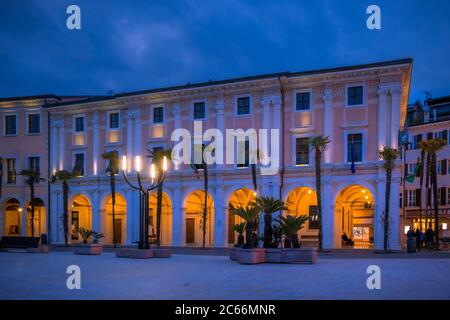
[73,244,103,255]
[153,248,172,258]
[116,248,154,259]
[265,248,282,263]
[237,248,266,265]
[282,248,317,264]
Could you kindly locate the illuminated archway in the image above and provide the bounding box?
[103,193,127,245]
[184,190,214,247]
[227,188,256,245]
[26,198,46,237]
[70,194,92,243]
[2,198,22,236]
[148,192,172,246]
[285,187,318,244]
[334,185,374,249]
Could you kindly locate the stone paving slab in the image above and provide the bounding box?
[0,252,449,300]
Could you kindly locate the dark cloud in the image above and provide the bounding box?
[0,0,449,101]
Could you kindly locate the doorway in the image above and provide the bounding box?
[186,218,195,244]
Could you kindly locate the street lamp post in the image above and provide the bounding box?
[122,155,168,249]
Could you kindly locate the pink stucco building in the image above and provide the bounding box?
[36,58,412,250]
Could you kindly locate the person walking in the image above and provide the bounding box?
[425,227,434,251]
[414,228,423,252]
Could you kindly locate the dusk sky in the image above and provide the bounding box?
[1,0,449,102]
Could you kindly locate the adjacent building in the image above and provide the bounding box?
[402,95,450,238]
[0,95,93,239]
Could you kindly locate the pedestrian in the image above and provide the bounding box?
[414,228,422,251]
[406,227,415,240]
[425,227,434,251]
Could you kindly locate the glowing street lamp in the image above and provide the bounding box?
[122,154,169,249]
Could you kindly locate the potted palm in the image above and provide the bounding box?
[73,227,105,255]
[278,215,317,264]
[229,222,246,261]
[230,204,265,264]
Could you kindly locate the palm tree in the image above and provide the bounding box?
[148,148,172,248]
[253,196,287,248]
[427,138,446,249]
[229,204,260,248]
[52,170,76,246]
[232,222,246,247]
[102,150,119,247]
[250,148,260,192]
[276,215,308,248]
[309,135,330,251]
[418,142,427,231]
[191,144,209,248]
[379,147,399,252]
[20,169,45,237]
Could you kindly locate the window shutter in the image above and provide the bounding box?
[415,189,421,207]
[441,187,446,206]
[442,130,448,142]
[404,164,408,177]
[441,159,447,175]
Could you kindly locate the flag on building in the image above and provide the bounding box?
[406,164,419,183]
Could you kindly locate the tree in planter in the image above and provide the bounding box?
[232,222,246,247]
[102,150,119,247]
[427,138,446,249]
[148,148,172,248]
[20,169,45,237]
[191,144,209,248]
[229,204,260,248]
[52,170,76,246]
[309,135,330,251]
[253,196,287,248]
[76,227,105,244]
[276,215,308,248]
[272,223,283,248]
[379,146,399,252]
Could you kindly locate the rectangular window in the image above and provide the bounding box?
[347,86,363,106]
[407,190,416,207]
[6,158,16,184]
[109,112,120,129]
[399,192,402,208]
[237,97,250,115]
[153,107,164,123]
[347,133,363,163]
[28,157,40,172]
[28,113,40,134]
[413,134,422,149]
[296,92,310,111]
[193,102,206,119]
[4,115,17,135]
[448,159,450,175]
[447,188,450,205]
[73,153,84,176]
[415,189,421,207]
[75,116,84,132]
[427,132,433,140]
[308,205,319,229]
[295,137,309,165]
[237,140,250,168]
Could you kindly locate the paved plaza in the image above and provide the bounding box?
[1,251,449,300]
